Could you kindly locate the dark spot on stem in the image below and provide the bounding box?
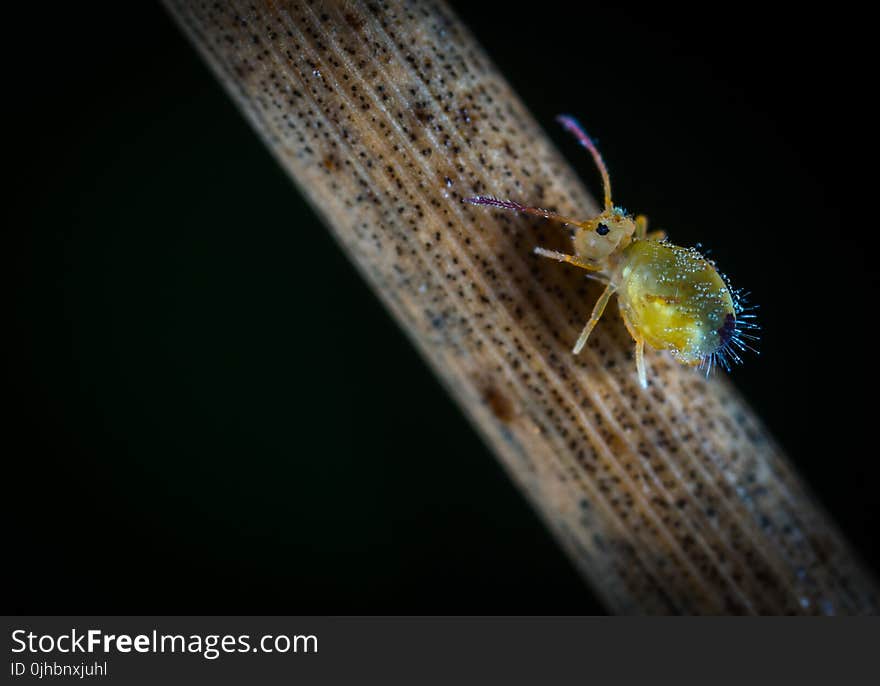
[484,386,515,423]
[343,12,364,30]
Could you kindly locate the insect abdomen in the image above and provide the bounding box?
[616,240,735,364]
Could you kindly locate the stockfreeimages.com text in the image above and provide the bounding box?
[11,629,317,660]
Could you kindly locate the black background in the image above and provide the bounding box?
[7,2,878,614]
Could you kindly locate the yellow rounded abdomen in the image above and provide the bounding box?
[615,240,735,364]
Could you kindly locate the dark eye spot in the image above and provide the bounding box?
[596,223,610,236]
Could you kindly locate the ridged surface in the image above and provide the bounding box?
[165,0,878,614]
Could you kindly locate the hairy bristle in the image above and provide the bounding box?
[701,303,761,378]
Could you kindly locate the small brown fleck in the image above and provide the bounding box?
[484,386,515,423]
[413,104,434,124]
[343,11,365,30]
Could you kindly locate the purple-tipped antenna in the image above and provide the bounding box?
[464,195,586,228]
[464,196,529,212]
[556,115,612,210]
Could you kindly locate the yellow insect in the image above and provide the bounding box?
[466,115,757,388]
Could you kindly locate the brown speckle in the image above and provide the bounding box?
[484,385,515,423]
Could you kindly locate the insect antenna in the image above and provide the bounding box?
[463,195,589,229]
[556,115,613,211]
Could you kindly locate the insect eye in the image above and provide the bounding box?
[596,223,610,236]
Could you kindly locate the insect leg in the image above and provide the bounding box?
[636,215,666,241]
[465,196,589,229]
[573,284,617,354]
[534,247,602,271]
[634,338,648,388]
[582,272,611,285]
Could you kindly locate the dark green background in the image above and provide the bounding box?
[8,2,878,613]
